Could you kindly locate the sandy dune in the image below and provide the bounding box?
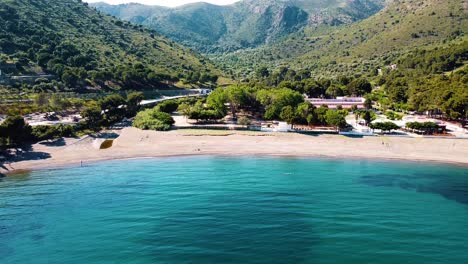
[2,127,468,173]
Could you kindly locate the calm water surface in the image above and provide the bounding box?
[1,157,467,264]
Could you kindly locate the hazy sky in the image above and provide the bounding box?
[85,0,240,7]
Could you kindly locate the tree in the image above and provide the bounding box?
[280,106,296,125]
[0,116,32,146]
[32,125,60,141]
[302,79,324,98]
[264,105,280,120]
[363,110,373,126]
[188,109,223,123]
[99,94,126,124]
[347,78,372,96]
[325,85,343,98]
[81,106,103,131]
[34,93,49,108]
[156,100,179,114]
[256,88,304,120]
[225,85,249,118]
[364,98,373,110]
[61,69,79,87]
[297,69,311,80]
[295,102,314,125]
[369,122,400,133]
[315,106,329,125]
[386,81,408,103]
[442,94,467,120]
[178,103,192,118]
[405,122,439,134]
[206,88,228,117]
[126,92,144,116]
[50,94,67,111]
[325,110,347,131]
[256,66,269,78]
[338,76,351,86]
[31,125,74,141]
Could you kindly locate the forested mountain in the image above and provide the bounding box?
[215,0,467,78]
[211,0,466,119]
[0,0,219,92]
[92,0,386,53]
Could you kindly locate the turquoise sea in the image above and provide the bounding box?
[1,157,467,264]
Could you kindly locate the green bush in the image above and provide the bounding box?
[133,109,175,131]
[237,116,252,126]
[325,110,347,130]
[0,115,33,147]
[385,111,403,120]
[188,109,223,121]
[156,100,179,113]
[32,125,75,141]
[369,122,400,132]
[150,110,175,126]
[133,118,171,131]
[405,122,439,134]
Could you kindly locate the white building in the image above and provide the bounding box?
[306,97,366,109]
[261,122,292,132]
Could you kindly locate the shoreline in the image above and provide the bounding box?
[7,153,468,176]
[2,127,468,175]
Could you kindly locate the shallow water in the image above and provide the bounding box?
[1,157,467,264]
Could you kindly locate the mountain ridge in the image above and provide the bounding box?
[211,0,467,78]
[92,0,387,53]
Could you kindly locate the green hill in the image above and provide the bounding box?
[207,0,467,119]
[213,0,467,78]
[92,0,386,53]
[0,0,219,92]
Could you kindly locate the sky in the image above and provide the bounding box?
[85,0,240,7]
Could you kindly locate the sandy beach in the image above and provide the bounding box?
[2,127,468,174]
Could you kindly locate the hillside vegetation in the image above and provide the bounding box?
[214,0,467,78]
[92,0,386,53]
[0,0,219,92]
[206,0,467,121]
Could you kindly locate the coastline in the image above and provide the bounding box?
[3,127,468,174]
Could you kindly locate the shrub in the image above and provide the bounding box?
[405,122,439,134]
[325,110,347,130]
[237,116,252,126]
[188,109,223,121]
[0,115,33,146]
[150,110,175,126]
[133,109,175,131]
[31,124,76,141]
[133,118,171,131]
[369,122,400,132]
[385,111,403,120]
[156,100,179,113]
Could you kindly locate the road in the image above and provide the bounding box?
[140,94,206,106]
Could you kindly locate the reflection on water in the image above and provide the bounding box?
[359,171,468,205]
[0,157,467,264]
[144,192,319,263]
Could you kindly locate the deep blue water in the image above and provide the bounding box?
[1,157,467,264]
